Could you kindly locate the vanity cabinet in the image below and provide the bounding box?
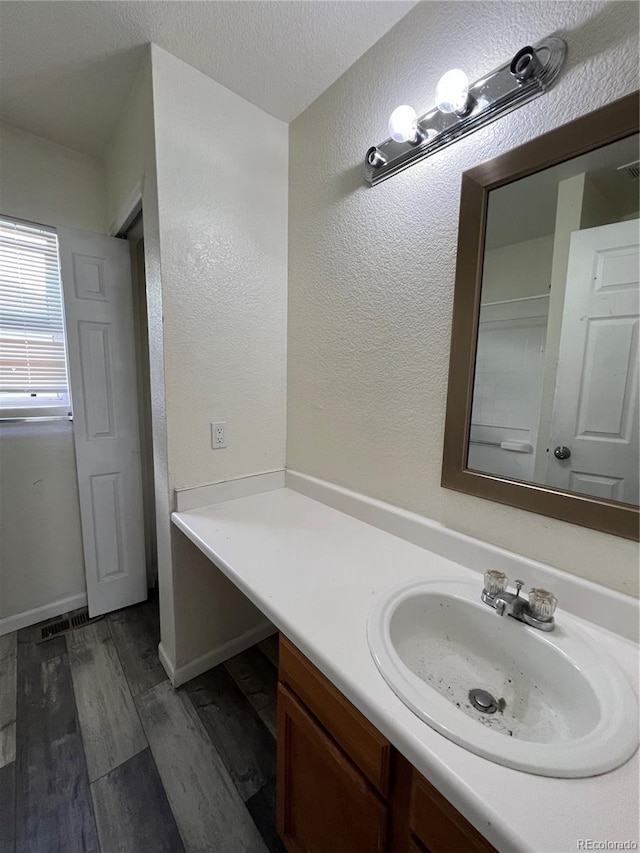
[277,686,389,852]
[408,766,494,853]
[277,635,495,853]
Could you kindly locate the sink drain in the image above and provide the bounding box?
[469,688,498,714]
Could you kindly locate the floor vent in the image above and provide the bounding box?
[70,610,91,629]
[39,618,70,640]
[37,608,102,643]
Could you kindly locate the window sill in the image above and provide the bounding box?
[0,409,72,422]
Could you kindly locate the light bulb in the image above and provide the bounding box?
[388,105,419,143]
[435,69,470,115]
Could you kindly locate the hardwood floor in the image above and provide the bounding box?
[0,762,15,853]
[0,632,16,768]
[0,597,284,853]
[15,630,99,853]
[184,666,276,802]
[67,621,147,783]
[91,749,184,853]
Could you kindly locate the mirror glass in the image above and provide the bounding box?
[468,133,639,507]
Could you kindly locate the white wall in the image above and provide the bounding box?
[104,57,156,233]
[470,304,548,481]
[104,45,288,675]
[0,122,106,232]
[470,236,552,480]
[151,45,288,491]
[152,45,288,673]
[287,0,640,596]
[482,236,554,303]
[0,423,85,622]
[0,123,107,630]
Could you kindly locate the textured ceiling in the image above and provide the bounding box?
[0,0,417,158]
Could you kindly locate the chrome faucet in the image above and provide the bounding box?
[481,571,557,632]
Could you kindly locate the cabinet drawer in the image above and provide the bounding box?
[277,684,388,853]
[410,769,496,853]
[279,635,391,796]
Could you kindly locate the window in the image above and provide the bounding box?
[0,217,71,418]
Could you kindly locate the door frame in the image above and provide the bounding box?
[124,213,158,589]
[108,173,174,669]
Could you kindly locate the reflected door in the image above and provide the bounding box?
[546,219,639,504]
[58,228,147,616]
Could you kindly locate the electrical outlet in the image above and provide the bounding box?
[211,421,227,449]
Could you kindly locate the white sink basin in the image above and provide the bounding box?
[367,578,638,777]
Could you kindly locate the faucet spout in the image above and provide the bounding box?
[481,573,557,632]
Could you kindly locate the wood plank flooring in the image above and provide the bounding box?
[67,621,146,782]
[0,761,15,853]
[137,682,268,853]
[184,665,276,801]
[15,631,99,853]
[108,602,167,697]
[224,646,278,738]
[0,597,284,853]
[91,749,184,853]
[0,632,17,768]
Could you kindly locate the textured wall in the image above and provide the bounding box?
[151,46,289,491]
[148,46,288,674]
[0,123,107,625]
[288,0,640,596]
[104,45,289,671]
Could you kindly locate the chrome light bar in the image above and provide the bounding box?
[364,37,567,186]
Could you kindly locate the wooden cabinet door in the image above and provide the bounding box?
[277,684,388,853]
[409,764,495,853]
[279,636,392,795]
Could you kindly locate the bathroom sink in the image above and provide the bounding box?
[367,579,638,777]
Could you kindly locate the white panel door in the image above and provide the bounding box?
[58,228,146,616]
[546,219,639,505]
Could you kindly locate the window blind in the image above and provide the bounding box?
[0,217,70,414]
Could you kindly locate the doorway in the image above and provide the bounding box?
[124,212,158,590]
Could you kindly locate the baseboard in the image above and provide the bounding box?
[157,640,175,683]
[174,469,286,512]
[0,592,88,637]
[159,621,277,688]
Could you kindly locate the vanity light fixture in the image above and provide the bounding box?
[388,105,421,143]
[435,69,471,116]
[365,36,567,186]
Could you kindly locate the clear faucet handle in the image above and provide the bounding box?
[529,588,557,622]
[484,570,508,596]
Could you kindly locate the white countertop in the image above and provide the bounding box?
[172,485,639,853]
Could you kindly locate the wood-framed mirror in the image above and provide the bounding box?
[442,91,639,540]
